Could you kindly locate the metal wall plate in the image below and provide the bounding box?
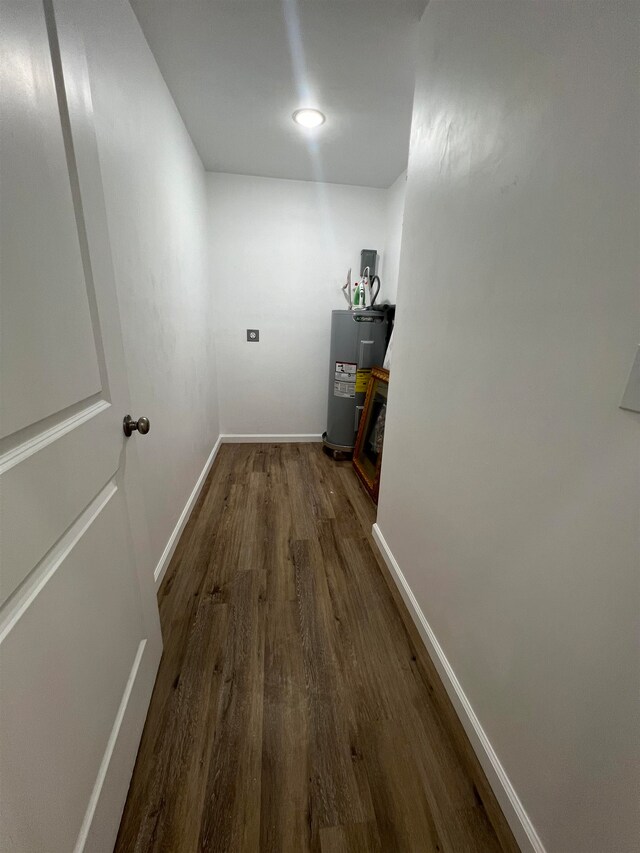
[246,329,259,342]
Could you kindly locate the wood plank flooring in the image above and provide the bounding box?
[115,443,519,853]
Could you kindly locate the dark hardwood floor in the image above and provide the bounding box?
[115,443,519,853]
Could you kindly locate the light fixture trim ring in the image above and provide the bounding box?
[292,107,326,128]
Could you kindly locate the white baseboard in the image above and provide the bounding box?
[220,433,322,444]
[371,523,545,853]
[153,435,223,590]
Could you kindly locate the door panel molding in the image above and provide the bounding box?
[0,479,117,639]
[43,0,111,397]
[0,0,103,439]
[73,638,147,853]
[0,484,146,852]
[1,405,119,604]
[0,398,110,473]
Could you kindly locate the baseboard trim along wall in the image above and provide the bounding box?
[153,435,223,590]
[220,434,322,444]
[371,522,546,853]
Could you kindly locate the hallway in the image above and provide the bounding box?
[115,444,517,852]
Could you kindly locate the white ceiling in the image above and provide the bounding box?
[129,0,427,188]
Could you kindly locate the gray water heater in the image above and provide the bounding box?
[323,309,388,452]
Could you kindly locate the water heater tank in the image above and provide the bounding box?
[323,309,388,452]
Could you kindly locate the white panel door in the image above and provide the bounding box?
[0,1,162,850]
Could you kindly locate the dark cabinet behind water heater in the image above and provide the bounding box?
[323,309,388,452]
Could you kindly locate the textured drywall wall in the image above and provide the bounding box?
[377,2,640,850]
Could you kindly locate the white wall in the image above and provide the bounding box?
[377,3,639,852]
[86,0,219,581]
[207,173,389,436]
[380,170,407,303]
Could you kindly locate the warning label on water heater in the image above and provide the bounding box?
[334,361,356,398]
[355,368,372,393]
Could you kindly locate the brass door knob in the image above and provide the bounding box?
[123,415,150,437]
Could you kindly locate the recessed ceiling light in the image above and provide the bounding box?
[292,108,325,128]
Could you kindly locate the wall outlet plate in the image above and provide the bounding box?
[247,329,259,342]
[620,345,640,413]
